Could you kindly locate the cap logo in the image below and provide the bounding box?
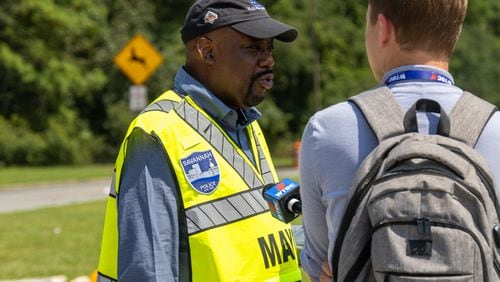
[204,11,218,24]
[247,0,266,11]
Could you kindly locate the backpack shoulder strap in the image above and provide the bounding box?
[449,91,497,147]
[349,86,406,142]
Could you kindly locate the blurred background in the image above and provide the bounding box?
[0,0,499,281]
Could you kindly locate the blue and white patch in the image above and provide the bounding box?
[181,150,220,194]
[247,0,266,11]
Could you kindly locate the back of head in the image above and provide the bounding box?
[369,0,468,58]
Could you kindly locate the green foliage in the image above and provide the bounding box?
[43,109,98,165]
[0,114,108,166]
[0,0,108,130]
[0,116,45,166]
[451,0,500,106]
[0,0,499,165]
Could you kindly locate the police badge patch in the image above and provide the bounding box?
[181,150,220,194]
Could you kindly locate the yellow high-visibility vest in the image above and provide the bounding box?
[98,93,301,281]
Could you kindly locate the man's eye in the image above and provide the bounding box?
[248,45,261,51]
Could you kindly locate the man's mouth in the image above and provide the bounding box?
[257,72,274,90]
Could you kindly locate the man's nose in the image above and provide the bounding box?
[258,50,275,69]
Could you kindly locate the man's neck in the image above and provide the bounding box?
[385,50,450,72]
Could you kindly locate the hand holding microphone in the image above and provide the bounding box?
[262,178,302,223]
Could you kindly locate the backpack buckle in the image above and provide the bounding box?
[417,218,431,236]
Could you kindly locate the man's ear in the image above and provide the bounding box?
[196,37,215,65]
[377,13,394,47]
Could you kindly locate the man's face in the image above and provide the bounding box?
[207,27,275,109]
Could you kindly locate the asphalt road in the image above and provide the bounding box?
[0,167,299,214]
[0,179,111,214]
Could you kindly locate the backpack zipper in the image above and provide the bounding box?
[352,218,489,281]
[372,168,488,213]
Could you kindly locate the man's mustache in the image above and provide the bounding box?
[251,69,274,81]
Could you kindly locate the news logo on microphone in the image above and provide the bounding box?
[262,178,302,223]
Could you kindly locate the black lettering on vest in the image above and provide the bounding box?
[258,228,298,269]
[280,228,296,263]
[258,233,282,269]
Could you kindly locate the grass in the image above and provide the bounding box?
[0,164,113,188]
[0,200,107,280]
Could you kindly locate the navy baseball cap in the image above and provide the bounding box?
[180,0,298,43]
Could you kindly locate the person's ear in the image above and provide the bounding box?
[196,37,215,65]
[377,13,394,47]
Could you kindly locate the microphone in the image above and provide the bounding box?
[262,178,302,223]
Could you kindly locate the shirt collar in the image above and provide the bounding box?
[382,65,455,85]
[173,67,261,131]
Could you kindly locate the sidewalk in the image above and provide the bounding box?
[0,167,299,214]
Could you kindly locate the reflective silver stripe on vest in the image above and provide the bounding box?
[251,129,275,184]
[175,101,264,189]
[141,99,178,114]
[97,273,116,282]
[185,186,269,234]
[108,171,117,198]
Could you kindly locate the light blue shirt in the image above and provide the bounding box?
[299,65,500,280]
[116,67,262,281]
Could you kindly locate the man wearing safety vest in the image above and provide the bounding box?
[97,0,301,281]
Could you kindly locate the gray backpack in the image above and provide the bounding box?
[331,87,500,281]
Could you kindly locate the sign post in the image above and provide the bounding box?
[129,85,147,112]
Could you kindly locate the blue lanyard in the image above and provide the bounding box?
[384,70,454,86]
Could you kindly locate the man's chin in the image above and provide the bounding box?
[244,83,268,107]
[244,93,266,108]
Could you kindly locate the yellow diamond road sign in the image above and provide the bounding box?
[114,34,164,85]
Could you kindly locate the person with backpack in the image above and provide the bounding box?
[299,0,500,281]
[97,0,302,281]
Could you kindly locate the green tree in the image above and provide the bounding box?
[0,0,109,164]
[451,0,500,106]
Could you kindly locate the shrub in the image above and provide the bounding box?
[0,112,109,166]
